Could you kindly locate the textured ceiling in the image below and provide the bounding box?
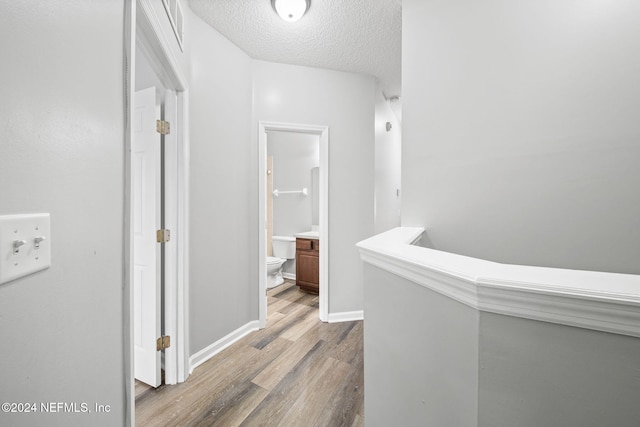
[188,0,402,98]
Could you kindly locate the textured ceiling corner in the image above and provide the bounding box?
[188,0,402,97]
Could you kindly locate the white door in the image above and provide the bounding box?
[133,87,162,387]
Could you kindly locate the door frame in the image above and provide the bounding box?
[125,0,190,424]
[258,122,329,326]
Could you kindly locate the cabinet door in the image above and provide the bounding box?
[297,252,319,287]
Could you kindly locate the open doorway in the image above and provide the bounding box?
[258,122,329,327]
[132,44,182,393]
[125,0,191,422]
[133,2,189,385]
[265,131,320,316]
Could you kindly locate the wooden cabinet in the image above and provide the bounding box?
[296,238,319,294]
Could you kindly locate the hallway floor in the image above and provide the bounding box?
[135,280,364,426]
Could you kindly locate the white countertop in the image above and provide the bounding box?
[295,230,320,239]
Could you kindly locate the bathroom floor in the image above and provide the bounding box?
[135,279,364,426]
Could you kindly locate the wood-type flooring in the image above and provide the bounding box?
[135,280,364,426]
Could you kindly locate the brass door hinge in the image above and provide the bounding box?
[156,119,171,135]
[156,229,171,243]
[156,335,171,351]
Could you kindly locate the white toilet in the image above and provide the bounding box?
[267,236,296,288]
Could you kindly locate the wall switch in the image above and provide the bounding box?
[0,213,51,285]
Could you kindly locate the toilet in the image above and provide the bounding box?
[267,236,296,288]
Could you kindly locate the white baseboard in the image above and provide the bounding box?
[282,272,296,280]
[327,310,364,323]
[189,320,260,374]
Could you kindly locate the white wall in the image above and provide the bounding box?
[402,0,640,274]
[268,131,319,237]
[253,60,375,314]
[187,10,255,354]
[363,265,479,427]
[374,89,401,234]
[0,1,125,425]
[479,312,640,427]
[363,263,640,427]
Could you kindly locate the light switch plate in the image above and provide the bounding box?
[0,213,51,285]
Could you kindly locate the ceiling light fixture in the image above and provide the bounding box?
[271,0,310,22]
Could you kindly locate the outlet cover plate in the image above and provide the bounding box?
[0,213,51,285]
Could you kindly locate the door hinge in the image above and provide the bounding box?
[156,229,171,243]
[156,335,171,351]
[156,119,171,135]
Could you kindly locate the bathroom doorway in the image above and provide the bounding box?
[266,131,319,284]
[258,122,329,327]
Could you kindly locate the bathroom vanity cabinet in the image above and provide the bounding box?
[296,237,319,294]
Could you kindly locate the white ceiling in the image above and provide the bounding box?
[188,0,402,98]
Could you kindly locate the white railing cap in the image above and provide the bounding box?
[357,227,640,337]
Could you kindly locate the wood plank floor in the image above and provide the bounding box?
[135,280,364,426]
